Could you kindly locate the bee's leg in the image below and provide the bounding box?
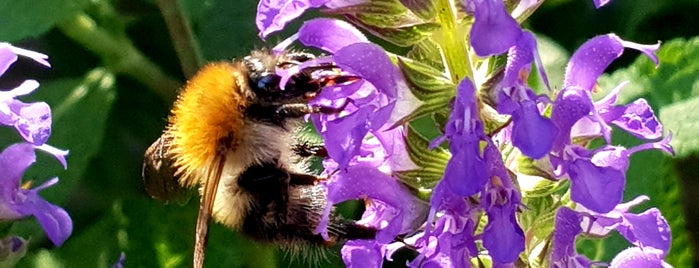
[292,142,328,158]
[274,103,347,119]
[288,172,323,186]
[330,217,378,241]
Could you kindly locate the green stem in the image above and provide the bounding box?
[155,0,205,78]
[433,0,472,83]
[57,12,180,102]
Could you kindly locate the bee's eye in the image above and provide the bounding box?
[255,73,281,93]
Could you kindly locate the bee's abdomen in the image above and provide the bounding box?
[237,162,377,248]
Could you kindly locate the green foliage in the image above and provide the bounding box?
[0,0,89,41]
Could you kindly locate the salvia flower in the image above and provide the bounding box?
[0,43,72,247]
[256,0,676,267]
[552,196,671,267]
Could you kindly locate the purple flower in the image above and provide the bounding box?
[610,247,668,268]
[111,252,126,268]
[256,0,327,39]
[552,34,660,150]
[547,34,670,213]
[256,0,366,39]
[341,240,384,268]
[552,196,671,267]
[467,0,523,57]
[428,78,524,264]
[0,143,72,246]
[551,207,592,268]
[0,43,71,247]
[431,78,489,196]
[497,31,557,159]
[317,127,427,244]
[480,144,524,264]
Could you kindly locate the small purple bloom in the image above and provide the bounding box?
[497,31,557,159]
[481,143,524,264]
[308,42,401,168]
[610,247,667,268]
[563,34,659,92]
[592,0,612,8]
[316,127,427,246]
[256,0,328,39]
[111,252,126,268]
[467,0,523,57]
[0,143,72,246]
[551,207,591,268]
[342,240,384,268]
[553,196,671,267]
[431,78,489,196]
[298,18,369,53]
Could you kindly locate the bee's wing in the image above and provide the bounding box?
[193,154,225,268]
[142,135,193,204]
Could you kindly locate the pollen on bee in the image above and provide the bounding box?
[167,62,250,186]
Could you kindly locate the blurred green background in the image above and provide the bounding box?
[0,0,698,267]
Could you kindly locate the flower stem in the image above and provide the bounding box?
[155,0,205,78]
[57,12,180,102]
[433,0,472,83]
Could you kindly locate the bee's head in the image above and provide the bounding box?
[243,51,359,102]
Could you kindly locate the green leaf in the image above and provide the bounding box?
[345,15,439,47]
[396,124,449,200]
[407,39,445,71]
[0,0,89,41]
[398,57,455,101]
[398,0,436,20]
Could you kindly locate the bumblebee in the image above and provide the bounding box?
[142,50,377,267]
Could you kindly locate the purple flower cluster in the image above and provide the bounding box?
[256,0,673,267]
[0,43,72,247]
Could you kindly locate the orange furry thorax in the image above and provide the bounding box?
[166,62,251,187]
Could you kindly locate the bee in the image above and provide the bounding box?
[142,50,377,267]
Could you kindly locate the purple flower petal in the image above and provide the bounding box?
[0,143,35,189]
[469,0,523,57]
[617,208,671,253]
[511,100,557,159]
[610,247,665,268]
[608,98,662,140]
[551,207,592,267]
[0,44,19,77]
[35,144,69,169]
[437,78,489,196]
[322,161,427,243]
[14,179,73,246]
[592,0,612,8]
[334,43,398,98]
[0,144,73,246]
[501,31,549,89]
[551,88,593,152]
[256,0,328,38]
[568,156,625,213]
[563,34,659,91]
[323,105,372,168]
[342,240,384,268]
[299,18,368,53]
[482,202,524,263]
[111,252,126,268]
[9,101,52,145]
[6,44,50,67]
